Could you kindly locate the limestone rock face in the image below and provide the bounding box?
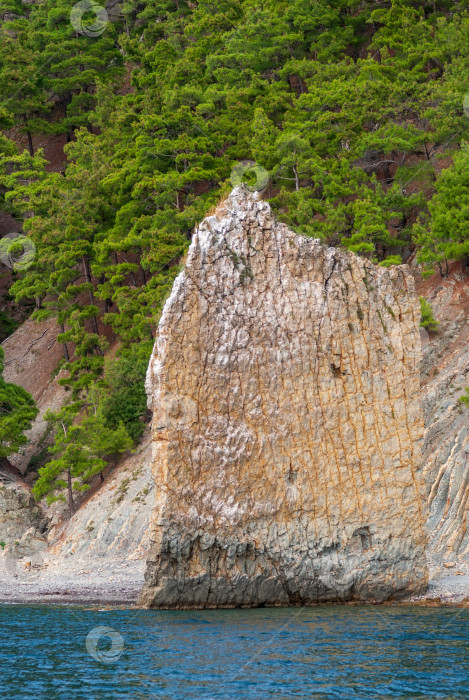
[418,266,469,564]
[140,187,428,608]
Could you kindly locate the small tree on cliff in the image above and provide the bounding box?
[33,400,131,515]
[0,346,38,462]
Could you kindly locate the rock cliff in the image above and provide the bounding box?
[139,187,428,609]
[419,265,469,565]
[2,316,67,475]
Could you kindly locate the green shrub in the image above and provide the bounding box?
[0,311,19,342]
[419,297,439,332]
[379,255,402,267]
[0,347,38,458]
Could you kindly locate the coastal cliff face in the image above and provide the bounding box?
[140,187,428,609]
[419,266,469,564]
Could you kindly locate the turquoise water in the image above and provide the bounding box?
[1,605,468,699]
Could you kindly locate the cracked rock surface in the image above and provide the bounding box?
[140,186,428,609]
[412,263,469,600]
[0,483,48,548]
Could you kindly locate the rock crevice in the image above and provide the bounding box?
[139,187,428,609]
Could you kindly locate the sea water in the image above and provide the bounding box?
[1,604,468,699]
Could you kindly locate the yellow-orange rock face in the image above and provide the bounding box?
[139,187,428,608]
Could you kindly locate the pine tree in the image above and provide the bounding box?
[0,15,49,155]
[0,146,109,392]
[29,0,124,138]
[33,399,132,514]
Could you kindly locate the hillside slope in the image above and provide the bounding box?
[0,319,154,603]
[0,431,153,604]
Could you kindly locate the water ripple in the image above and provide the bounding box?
[0,605,467,699]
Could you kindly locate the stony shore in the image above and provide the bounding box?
[408,556,469,606]
[0,555,144,605]
[0,553,467,608]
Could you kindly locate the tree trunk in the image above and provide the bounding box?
[67,467,75,516]
[59,323,70,362]
[293,166,299,192]
[83,255,92,287]
[82,256,100,336]
[137,248,147,285]
[27,131,34,157]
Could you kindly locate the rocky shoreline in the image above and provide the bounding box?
[0,553,467,608]
[407,557,469,606]
[0,555,144,605]
[0,434,153,606]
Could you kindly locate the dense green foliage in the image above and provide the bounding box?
[2,1,469,346]
[415,145,469,276]
[2,0,469,508]
[99,343,152,443]
[0,346,38,458]
[0,310,19,342]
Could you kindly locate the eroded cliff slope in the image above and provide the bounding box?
[418,265,469,578]
[0,322,154,603]
[140,187,428,609]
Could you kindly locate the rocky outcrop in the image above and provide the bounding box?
[419,264,469,564]
[0,483,48,549]
[139,187,428,609]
